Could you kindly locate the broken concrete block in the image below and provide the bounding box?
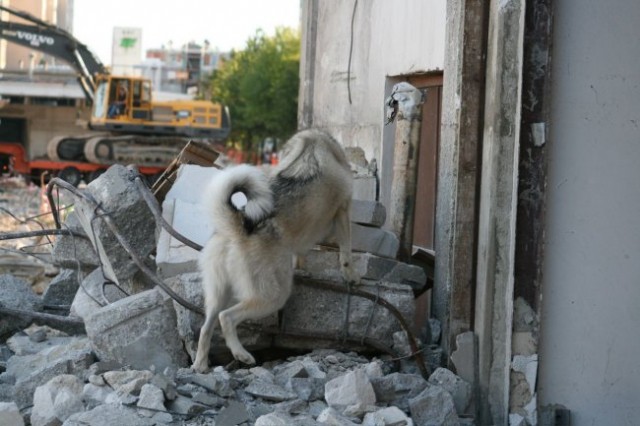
[428,367,472,415]
[324,368,376,413]
[72,164,156,289]
[511,354,538,395]
[156,199,205,278]
[450,331,476,390]
[50,211,99,270]
[31,374,84,426]
[7,326,73,356]
[42,269,80,307]
[300,250,426,291]
[83,383,114,409]
[245,379,297,402]
[351,200,386,227]
[69,268,128,321]
[409,385,459,426]
[352,223,399,258]
[137,384,166,415]
[84,288,189,371]
[276,278,414,353]
[0,274,43,337]
[317,407,359,425]
[166,272,276,364]
[353,176,377,201]
[255,411,315,426]
[370,373,428,412]
[102,370,154,396]
[166,394,207,416]
[363,406,414,426]
[215,400,251,426]
[6,337,94,409]
[64,403,156,426]
[0,402,24,426]
[155,165,219,279]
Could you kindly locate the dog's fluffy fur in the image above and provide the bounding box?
[192,129,358,371]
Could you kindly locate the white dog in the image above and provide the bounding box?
[192,129,358,371]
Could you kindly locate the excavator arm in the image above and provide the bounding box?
[0,5,107,103]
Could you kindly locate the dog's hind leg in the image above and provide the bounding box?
[334,200,360,284]
[219,297,285,365]
[192,276,231,373]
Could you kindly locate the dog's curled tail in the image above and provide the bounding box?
[206,164,273,235]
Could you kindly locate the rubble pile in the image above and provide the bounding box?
[0,165,473,425]
[0,324,470,425]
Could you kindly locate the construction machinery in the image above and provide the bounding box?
[0,5,230,185]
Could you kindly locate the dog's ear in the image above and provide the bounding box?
[277,143,320,181]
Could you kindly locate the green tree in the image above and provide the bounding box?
[209,27,300,158]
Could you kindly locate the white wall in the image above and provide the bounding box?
[538,0,640,424]
[303,0,445,163]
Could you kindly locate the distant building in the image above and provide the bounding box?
[138,41,222,95]
[0,0,74,72]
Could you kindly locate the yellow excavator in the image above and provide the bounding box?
[0,5,230,183]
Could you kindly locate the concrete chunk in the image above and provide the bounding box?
[7,338,94,409]
[428,368,472,415]
[64,403,156,426]
[72,165,156,289]
[300,250,426,290]
[324,368,376,412]
[0,402,24,426]
[0,274,43,337]
[276,277,414,352]
[351,223,399,258]
[353,176,377,201]
[31,374,84,426]
[370,373,428,412]
[351,200,387,227]
[42,269,81,308]
[50,211,99,270]
[84,288,189,370]
[409,385,459,426]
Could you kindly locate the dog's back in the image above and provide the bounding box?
[269,129,353,253]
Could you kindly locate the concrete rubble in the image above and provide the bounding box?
[0,162,471,424]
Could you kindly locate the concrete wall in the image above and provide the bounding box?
[538,0,640,423]
[300,0,445,174]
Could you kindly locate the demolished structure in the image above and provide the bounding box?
[0,137,473,424]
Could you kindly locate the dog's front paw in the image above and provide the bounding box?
[191,360,210,373]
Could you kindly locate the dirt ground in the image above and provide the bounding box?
[0,177,72,293]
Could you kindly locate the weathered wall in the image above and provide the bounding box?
[299,0,445,173]
[538,0,640,423]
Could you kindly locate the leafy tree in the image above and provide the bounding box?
[208,28,300,159]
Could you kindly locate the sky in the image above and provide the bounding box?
[72,0,301,66]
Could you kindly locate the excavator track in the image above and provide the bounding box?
[83,135,193,167]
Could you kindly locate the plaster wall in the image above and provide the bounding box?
[538,0,640,423]
[301,0,445,167]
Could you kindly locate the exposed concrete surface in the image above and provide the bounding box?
[538,0,640,424]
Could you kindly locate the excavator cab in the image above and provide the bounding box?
[92,76,152,122]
